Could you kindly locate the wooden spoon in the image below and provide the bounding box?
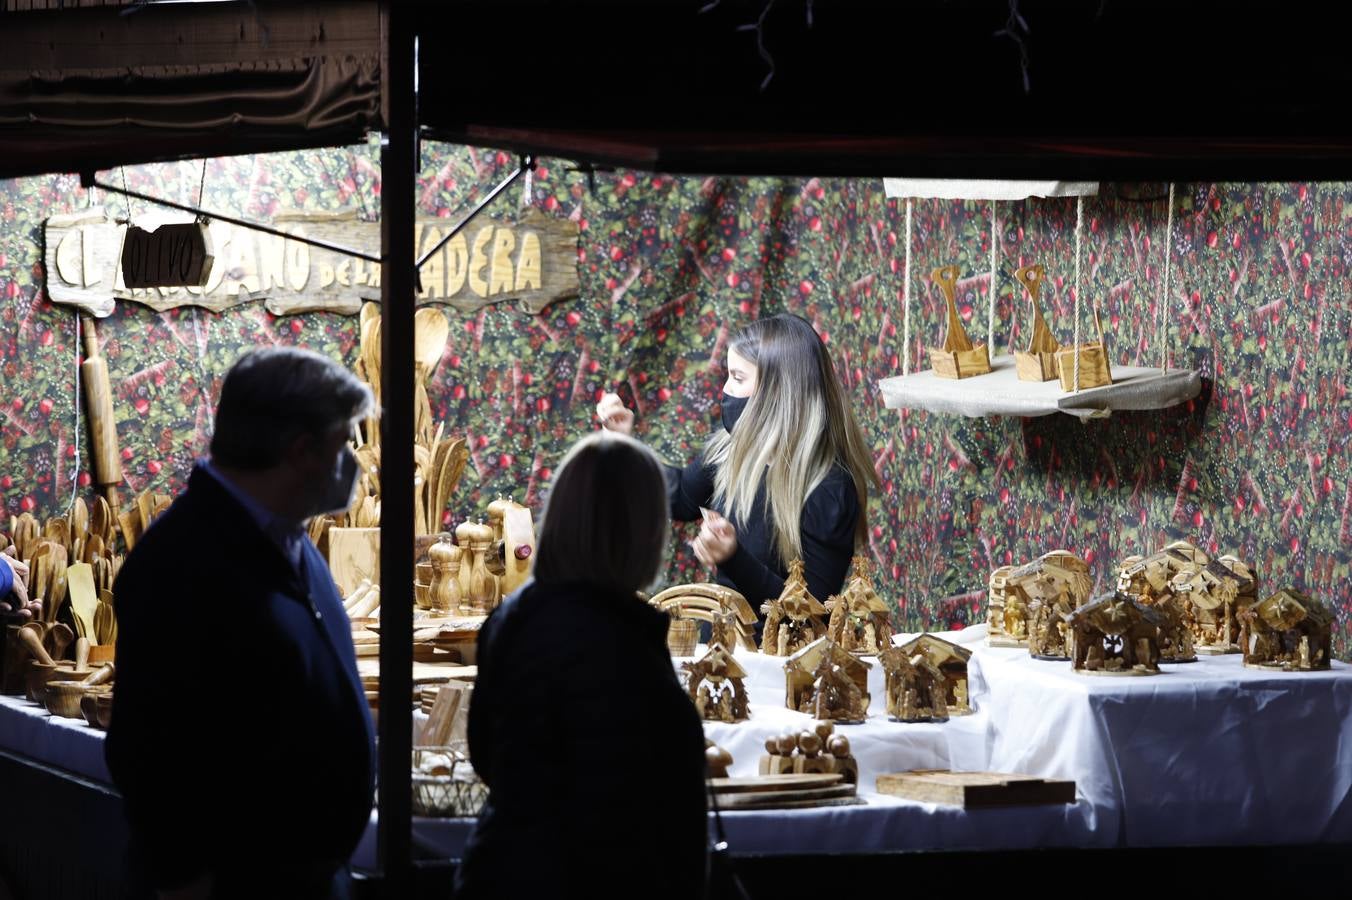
[413,307,450,382]
[70,497,89,542]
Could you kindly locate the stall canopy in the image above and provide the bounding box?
[4,0,1352,181]
[0,0,382,181]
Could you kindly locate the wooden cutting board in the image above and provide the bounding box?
[714,784,857,809]
[709,774,844,794]
[875,770,1076,808]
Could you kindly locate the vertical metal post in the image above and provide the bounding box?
[377,0,415,894]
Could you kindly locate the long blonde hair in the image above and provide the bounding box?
[707,314,877,564]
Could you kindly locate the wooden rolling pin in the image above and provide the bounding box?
[81,316,123,511]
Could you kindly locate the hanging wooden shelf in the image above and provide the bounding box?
[877,354,1201,420]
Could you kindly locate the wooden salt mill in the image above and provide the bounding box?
[486,495,512,543]
[427,538,462,615]
[457,518,499,615]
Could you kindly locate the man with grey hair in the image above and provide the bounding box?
[107,347,376,900]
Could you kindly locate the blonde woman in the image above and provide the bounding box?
[597,313,877,609]
[454,432,707,899]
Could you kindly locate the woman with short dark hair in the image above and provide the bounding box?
[454,432,708,899]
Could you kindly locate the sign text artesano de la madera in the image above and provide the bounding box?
[43,208,579,317]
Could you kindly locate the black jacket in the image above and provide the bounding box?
[455,580,708,899]
[665,454,860,607]
[105,466,375,894]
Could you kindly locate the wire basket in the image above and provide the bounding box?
[411,744,488,818]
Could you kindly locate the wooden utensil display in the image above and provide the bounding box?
[66,562,98,640]
[80,316,124,511]
[1013,264,1061,382]
[875,770,1076,808]
[927,265,991,379]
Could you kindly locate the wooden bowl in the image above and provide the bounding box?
[26,661,88,703]
[43,680,108,719]
[80,691,113,729]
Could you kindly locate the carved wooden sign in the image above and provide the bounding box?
[120,222,214,289]
[44,207,579,317]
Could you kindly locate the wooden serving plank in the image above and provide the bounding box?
[709,774,843,794]
[875,770,1076,808]
[716,789,861,810]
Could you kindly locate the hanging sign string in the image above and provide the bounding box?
[1160,182,1175,374]
[1073,195,1084,392]
[988,199,998,355]
[901,197,914,376]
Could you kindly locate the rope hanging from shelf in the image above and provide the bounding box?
[902,197,914,376]
[1072,195,1084,392]
[988,199,998,355]
[1160,182,1175,374]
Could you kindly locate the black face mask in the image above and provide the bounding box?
[721,393,749,434]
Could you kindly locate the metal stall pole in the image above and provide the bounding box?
[377,0,416,895]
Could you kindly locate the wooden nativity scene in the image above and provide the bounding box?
[1068,591,1162,676]
[878,634,972,723]
[762,560,830,657]
[759,719,859,784]
[988,550,1092,651]
[825,556,894,655]
[783,637,871,723]
[1239,588,1333,672]
[1117,540,1258,656]
[681,642,750,723]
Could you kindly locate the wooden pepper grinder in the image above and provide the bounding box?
[454,518,476,602]
[427,538,462,615]
[462,519,499,615]
[486,495,512,544]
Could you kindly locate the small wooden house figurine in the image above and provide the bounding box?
[783,637,871,723]
[878,646,950,722]
[1239,588,1332,672]
[1068,591,1162,676]
[825,556,894,655]
[1116,540,1210,595]
[681,642,750,723]
[896,633,973,715]
[988,550,1091,649]
[759,719,859,784]
[1013,264,1061,382]
[927,264,991,379]
[762,559,829,657]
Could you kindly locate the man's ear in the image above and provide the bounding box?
[281,430,318,468]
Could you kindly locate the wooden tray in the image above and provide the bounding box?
[875,770,1076,808]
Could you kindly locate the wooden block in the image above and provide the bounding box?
[929,344,991,380]
[1055,344,1111,391]
[420,682,473,746]
[875,770,1076,808]
[328,527,381,597]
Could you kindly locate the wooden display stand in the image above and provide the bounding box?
[927,265,991,379]
[1055,299,1111,391]
[1013,264,1060,382]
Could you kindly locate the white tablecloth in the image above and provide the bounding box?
[5,623,1350,863]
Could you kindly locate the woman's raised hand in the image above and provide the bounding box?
[595,392,635,436]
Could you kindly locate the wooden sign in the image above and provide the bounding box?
[120,221,213,289]
[43,207,579,317]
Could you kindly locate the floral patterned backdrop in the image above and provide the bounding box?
[1,143,1349,658]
